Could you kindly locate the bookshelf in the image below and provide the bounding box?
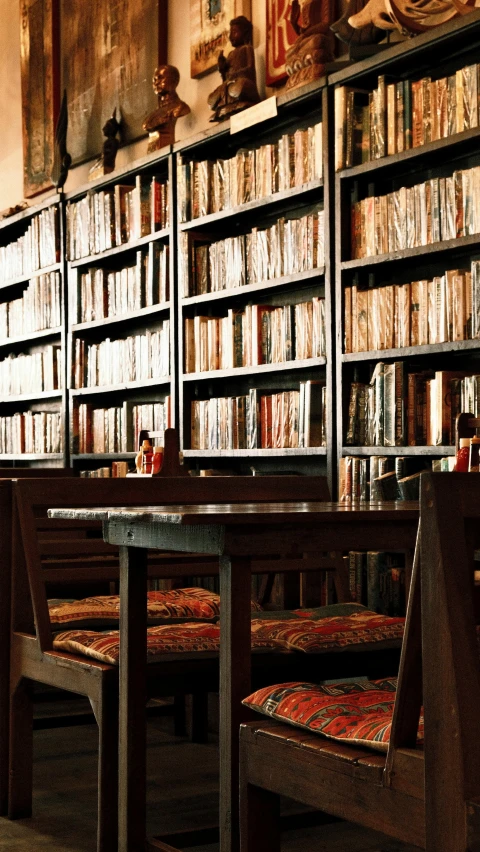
[64,148,175,475]
[174,80,334,479]
[0,195,66,465]
[331,9,480,501]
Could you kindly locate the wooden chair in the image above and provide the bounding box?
[8,474,334,852]
[239,471,480,851]
[0,468,74,817]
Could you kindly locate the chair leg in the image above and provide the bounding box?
[173,693,187,736]
[190,692,209,743]
[240,780,280,852]
[8,677,33,819]
[91,685,118,852]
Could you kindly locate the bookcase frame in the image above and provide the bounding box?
[173,80,335,484]
[63,146,176,473]
[330,9,480,495]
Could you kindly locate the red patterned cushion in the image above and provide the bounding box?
[49,587,261,629]
[242,679,424,753]
[52,621,281,665]
[250,610,404,653]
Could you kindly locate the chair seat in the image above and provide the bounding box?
[49,586,262,629]
[242,678,424,753]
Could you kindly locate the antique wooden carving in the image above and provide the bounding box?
[20,0,60,198]
[190,0,251,78]
[266,0,297,86]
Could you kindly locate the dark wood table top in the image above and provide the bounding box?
[49,500,419,525]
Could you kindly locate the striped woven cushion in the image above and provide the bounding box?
[242,678,424,752]
[250,610,404,653]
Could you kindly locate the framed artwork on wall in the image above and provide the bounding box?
[190,0,251,78]
[266,0,297,86]
[61,0,168,165]
[20,0,60,198]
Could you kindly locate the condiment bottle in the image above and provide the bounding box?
[135,439,153,474]
[455,437,471,472]
[152,446,164,474]
[469,436,480,472]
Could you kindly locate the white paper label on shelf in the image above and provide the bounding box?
[230,97,278,135]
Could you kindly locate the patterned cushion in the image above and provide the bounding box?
[242,678,424,753]
[250,610,404,653]
[49,587,262,630]
[52,621,283,665]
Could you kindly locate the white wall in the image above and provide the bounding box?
[0,0,271,209]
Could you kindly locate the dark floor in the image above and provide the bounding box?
[0,707,421,851]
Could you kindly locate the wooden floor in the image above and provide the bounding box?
[0,706,421,851]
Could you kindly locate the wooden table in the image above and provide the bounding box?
[49,501,419,852]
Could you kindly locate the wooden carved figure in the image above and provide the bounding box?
[88,109,121,181]
[285,0,335,90]
[51,90,72,190]
[208,15,260,122]
[143,65,190,153]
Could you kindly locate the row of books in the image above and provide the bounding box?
[351,166,480,259]
[0,272,62,340]
[184,298,325,374]
[339,455,455,503]
[77,245,169,324]
[79,463,129,477]
[73,325,170,389]
[347,550,406,616]
[0,207,59,285]
[0,345,62,396]
[190,382,326,450]
[344,262,480,353]
[335,62,480,169]
[66,176,169,260]
[345,363,474,447]
[177,122,323,222]
[73,398,171,454]
[0,411,62,454]
[181,211,325,298]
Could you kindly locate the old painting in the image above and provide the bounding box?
[20,0,60,198]
[266,0,297,86]
[190,0,251,78]
[61,0,167,165]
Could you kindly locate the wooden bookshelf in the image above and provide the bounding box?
[175,79,333,481]
[331,13,480,500]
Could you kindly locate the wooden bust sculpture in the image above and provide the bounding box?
[143,65,190,152]
[208,15,260,123]
[89,109,121,181]
[285,0,335,90]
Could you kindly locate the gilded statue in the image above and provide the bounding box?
[143,65,190,153]
[285,0,335,90]
[208,16,260,123]
[88,109,121,181]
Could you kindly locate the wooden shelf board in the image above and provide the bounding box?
[0,262,62,291]
[183,357,326,382]
[70,377,171,397]
[71,304,170,333]
[342,446,455,456]
[0,326,62,349]
[341,233,480,270]
[0,453,64,460]
[179,179,323,232]
[0,193,60,231]
[183,447,327,458]
[65,147,171,201]
[181,268,324,306]
[343,339,480,362]
[337,126,480,182]
[72,453,137,461]
[69,228,169,268]
[0,390,62,404]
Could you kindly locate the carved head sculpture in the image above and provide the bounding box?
[229,15,253,45]
[347,0,466,36]
[153,65,180,95]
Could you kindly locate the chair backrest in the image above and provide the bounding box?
[420,472,480,850]
[12,475,331,652]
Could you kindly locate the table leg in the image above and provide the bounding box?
[219,555,252,852]
[119,545,148,852]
